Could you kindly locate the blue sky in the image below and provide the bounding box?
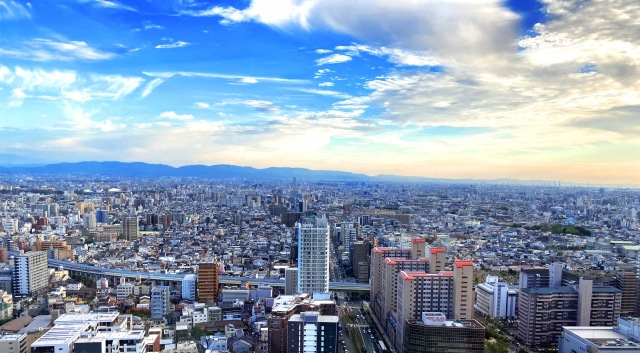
[1,0,639,184]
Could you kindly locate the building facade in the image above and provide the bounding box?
[403,313,485,353]
[287,311,338,353]
[297,216,330,296]
[13,251,48,296]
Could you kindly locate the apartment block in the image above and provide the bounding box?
[197,261,219,302]
[287,311,339,353]
[517,286,579,346]
[13,251,48,296]
[297,216,330,296]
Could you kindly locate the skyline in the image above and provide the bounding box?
[1,0,639,184]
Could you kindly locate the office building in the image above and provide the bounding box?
[182,274,197,301]
[576,277,622,327]
[32,238,72,252]
[403,312,485,353]
[517,286,579,346]
[197,261,219,302]
[287,311,339,353]
[0,332,27,353]
[351,239,370,283]
[297,216,330,297]
[151,286,170,319]
[123,217,139,241]
[475,276,517,319]
[13,251,48,296]
[285,267,298,295]
[82,213,96,229]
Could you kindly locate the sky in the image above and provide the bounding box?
[0,0,639,184]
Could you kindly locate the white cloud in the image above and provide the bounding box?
[336,44,439,67]
[315,49,332,54]
[221,99,280,113]
[0,39,116,61]
[77,0,137,12]
[295,88,351,99]
[155,41,190,49]
[181,0,519,63]
[140,78,163,98]
[159,111,195,120]
[194,102,211,109]
[143,71,308,84]
[316,54,352,66]
[144,24,164,30]
[0,66,143,103]
[0,0,30,20]
[318,82,333,87]
[314,68,332,79]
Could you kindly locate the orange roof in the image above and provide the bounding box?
[430,248,445,254]
[412,238,426,244]
[373,247,411,254]
[455,260,474,268]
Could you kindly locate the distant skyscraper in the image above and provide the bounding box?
[297,216,330,297]
[123,217,138,241]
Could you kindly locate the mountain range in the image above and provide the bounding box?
[0,161,631,187]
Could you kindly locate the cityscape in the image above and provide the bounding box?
[2,0,640,352]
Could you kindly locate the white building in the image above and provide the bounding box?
[474,275,517,319]
[182,274,197,301]
[559,318,640,353]
[116,278,134,301]
[13,251,48,296]
[297,216,330,297]
[151,286,170,319]
[2,218,18,234]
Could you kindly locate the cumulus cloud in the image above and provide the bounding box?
[194,102,211,109]
[155,41,190,49]
[315,54,352,66]
[159,111,195,120]
[180,0,519,63]
[315,49,332,54]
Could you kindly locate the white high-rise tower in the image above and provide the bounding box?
[297,215,330,298]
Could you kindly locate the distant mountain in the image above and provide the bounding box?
[0,161,635,187]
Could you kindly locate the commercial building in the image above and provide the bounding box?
[297,216,330,297]
[614,270,638,316]
[285,267,298,295]
[403,312,485,353]
[13,251,48,296]
[474,276,517,319]
[287,311,339,353]
[197,261,219,302]
[182,274,197,301]
[576,277,622,327]
[122,217,139,241]
[351,239,370,283]
[0,332,28,353]
[151,286,170,319]
[517,286,579,346]
[519,266,551,288]
[559,318,640,353]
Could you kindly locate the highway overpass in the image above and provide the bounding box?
[47,259,370,292]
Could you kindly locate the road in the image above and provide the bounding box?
[330,237,346,282]
[339,298,378,353]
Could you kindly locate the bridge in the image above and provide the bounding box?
[47,259,370,292]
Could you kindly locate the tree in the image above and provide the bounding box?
[551,223,563,234]
[192,326,209,340]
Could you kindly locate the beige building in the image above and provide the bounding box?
[0,333,28,353]
[577,277,622,327]
[517,286,579,346]
[453,259,474,320]
[123,217,139,241]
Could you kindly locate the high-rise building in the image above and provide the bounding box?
[474,276,516,319]
[517,286,579,346]
[453,260,474,320]
[577,277,622,327]
[197,262,219,302]
[285,267,298,295]
[403,312,485,353]
[297,216,330,297]
[123,217,139,241]
[371,247,412,316]
[182,274,197,301]
[351,239,370,283]
[151,286,170,318]
[380,258,430,332]
[13,251,48,296]
[287,311,338,353]
[519,266,551,288]
[614,270,638,316]
[82,213,96,229]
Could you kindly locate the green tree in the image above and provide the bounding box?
[551,223,563,234]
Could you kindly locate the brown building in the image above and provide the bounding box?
[32,238,71,252]
[614,270,638,316]
[197,262,219,303]
[517,286,578,346]
[403,314,485,353]
[0,248,7,262]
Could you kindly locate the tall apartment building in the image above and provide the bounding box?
[403,313,485,353]
[182,274,196,301]
[519,266,551,288]
[13,251,48,296]
[351,239,370,283]
[287,311,338,353]
[380,258,430,331]
[284,267,298,295]
[371,247,412,314]
[453,259,474,320]
[197,262,219,302]
[394,271,454,350]
[614,270,638,316]
[517,286,579,346]
[0,333,28,353]
[151,286,170,319]
[123,217,139,241]
[577,277,622,327]
[475,276,517,318]
[297,216,330,297]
